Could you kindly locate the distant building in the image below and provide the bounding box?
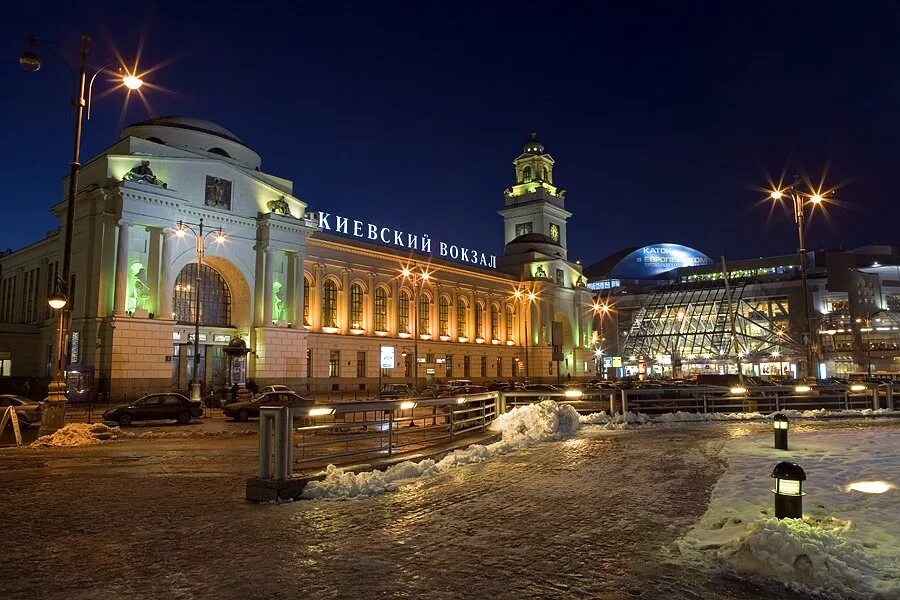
[0,122,592,398]
[587,246,900,379]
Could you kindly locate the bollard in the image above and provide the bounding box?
[872,387,880,411]
[258,408,275,479]
[387,410,394,456]
[619,389,628,414]
[771,461,806,519]
[772,413,789,450]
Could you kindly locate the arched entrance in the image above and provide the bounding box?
[172,263,234,393]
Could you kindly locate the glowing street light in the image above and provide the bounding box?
[772,461,806,519]
[47,290,68,310]
[400,265,434,392]
[773,413,789,450]
[512,285,538,381]
[122,73,143,90]
[764,174,835,377]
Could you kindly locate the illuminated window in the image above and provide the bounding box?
[303,276,310,325]
[375,287,387,331]
[506,306,514,339]
[522,166,533,183]
[490,303,500,339]
[322,279,337,327]
[329,350,340,377]
[475,300,484,338]
[174,264,231,326]
[350,283,364,329]
[439,296,450,336]
[549,223,560,242]
[398,290,410,333]
[457,298,467,338]
[419,294,431,334]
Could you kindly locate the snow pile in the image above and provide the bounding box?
[302,401,580,500]
[655,410,766,423]
[579,410,653,429]
[677,429,900,599]
[30,423,132,448]
[780,407,900,419]
[138,428,256,439]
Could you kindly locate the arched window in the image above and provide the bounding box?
[490,303,500,340]
[398,290,410,333]
[457,298,468,338]
[506,306,514,340]
[375,287,388,331]
[522,166,533,183]
[208,147,232,158]
[174,264,231,326]
[303,276,311,326]
[322,279,337,328]
[439,296,450,336]
[419,293,431,334]
[475,300,484,339]
[350,283,364,329]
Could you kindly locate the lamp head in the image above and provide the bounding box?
[122,72,143,90]
[47,290,67,310]
[19,50,41,72]
[769,190,784,200]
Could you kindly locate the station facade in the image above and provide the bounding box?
[0,119,594,399]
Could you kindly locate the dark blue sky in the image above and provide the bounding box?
[4,1,900,265]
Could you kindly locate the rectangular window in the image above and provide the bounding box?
[356,350,366,378]
[0,359,11,376]
[475,304,483,338]
[329,350,340,378]
[496,356,502,377]
[426,353,435,363]
[457,300,467,338]
[350,285,363,329]
[398,293,410,333]
[445,354,452,377]
[418,295,430,334]
[480,356,487,378]
[375,288,387,331]
[439,297,449,336]
[515,222,533,237]
[506,307,513,340]
[490,305,499,340]
[463,355,470,377]
[555,268,565,287]
[303,280,310,326]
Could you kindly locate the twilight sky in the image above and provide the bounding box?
[3,1,900,266]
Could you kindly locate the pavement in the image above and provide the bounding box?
[1,418,869,599]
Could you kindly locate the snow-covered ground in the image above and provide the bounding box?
[676,428,900,599]
[578,408,900,429]
[301,400,581,500]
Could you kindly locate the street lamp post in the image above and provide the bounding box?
[22,35,144,435]
[401,267,432,392]
[513,288,537,382]
[174,218,226,400]
[769,176,828,378]
[591,300,611,378]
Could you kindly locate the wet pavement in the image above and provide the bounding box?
[3,420,896,599]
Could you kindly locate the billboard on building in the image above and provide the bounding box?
[611,243,712,279]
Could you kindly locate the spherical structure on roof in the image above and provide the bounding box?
[121,116,261,169]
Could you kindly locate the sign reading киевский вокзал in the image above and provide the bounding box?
[314,212,498,269]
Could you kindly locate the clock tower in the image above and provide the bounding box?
[499,133,571,259]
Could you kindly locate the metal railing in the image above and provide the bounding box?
[256,392,499,480]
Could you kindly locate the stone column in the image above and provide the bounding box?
[450,287,459,339]
[254,244,266,326]
[312,263,323,331]
[146,227,161,315]
[389,278,399,336]
[287,252,304,328]
[340,268,350,334]
[263,248,274,325]
[113,220,131,316]
[366,273,375,333]
[159,228,174,319]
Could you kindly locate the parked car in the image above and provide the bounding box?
[439,385,488,397]
[203,386,233,409]
[259,385,294,395]
[446,379,474,389]
[103,393,203,426]
[378,384,414,399]
[222,391,314,421]
[0,395,43,428]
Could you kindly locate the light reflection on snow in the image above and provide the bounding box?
[845,480,895,494]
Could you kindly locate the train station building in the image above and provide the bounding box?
[0,119,594,398]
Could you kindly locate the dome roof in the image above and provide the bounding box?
[509,232,560,246]
[127,116,243,144]
[523,132,544,154]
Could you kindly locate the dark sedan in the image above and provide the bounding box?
[0,395,43,428]
[103,393,203,426]
[222,391,314,421]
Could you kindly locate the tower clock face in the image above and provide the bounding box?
[549,223,560,242]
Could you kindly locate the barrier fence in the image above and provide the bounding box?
[247,384,897,501]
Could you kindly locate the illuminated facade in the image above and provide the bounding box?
[596,249,900,379]
[0,120,593,398]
